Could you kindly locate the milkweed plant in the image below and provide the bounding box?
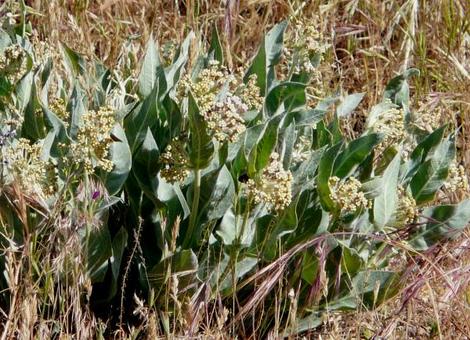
[0,15,469,336]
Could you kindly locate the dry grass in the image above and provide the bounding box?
[1,0,469,338]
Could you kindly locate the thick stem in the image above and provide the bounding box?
[184,169,201,248]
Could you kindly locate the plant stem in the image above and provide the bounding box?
[184,169,201,248]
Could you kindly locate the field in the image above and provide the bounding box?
[0,0,469,338]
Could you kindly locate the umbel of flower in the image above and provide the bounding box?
[177,60,232,115]
[247,152,293,211]
[0,44,27,83]
[369,102,406,155]
[159,137,190,184]
[3,138,55,195]
[396,186,418,225]
[444,161,469,192]
[328,176,369,213]
[69,106,116,172]
[205,94,247,143]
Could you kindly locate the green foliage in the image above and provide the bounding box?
[0,19,468,337]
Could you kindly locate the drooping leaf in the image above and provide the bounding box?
[410,199,470,250]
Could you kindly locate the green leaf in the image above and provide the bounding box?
[83,227,113,283]
[200,165,235,221]
[124,86,158,152]
[317,142,343,211]
[68,85,86,139]
[208,26,223,64]
[374,152,401,228]
[244,21,287,95]
[103,124,132,195]
[406,125,446,179]
[333,133,381,178]
[265,82,306,116]
[336,92,365,118]
[254,114,282,172]
[165,32,194,92]
[410,199,470,250]
[15,71,33,111]
[133,128,160,200]
[61,43,86,76]
[410,134,455,204]
[188,92,214,169]
[350,270,399,308]
[139,36,162,97]
[384,68,419,107]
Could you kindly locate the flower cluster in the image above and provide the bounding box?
[328,176,368,213]
[204,94,247,143]
[2,138,55,195]
[0,44,27,83]
[370,103,406,155]
[237,74,263,111]
[177,61,263,143]
[443,161,469,192]
[246,152,293,211]
[396,186,418,225]
[49,97,69,125]
[159,137,190,184]
[284,17,330,73]
[69,106,116,172]
[177,60,233,115]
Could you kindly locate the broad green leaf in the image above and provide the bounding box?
[336,92,365,118]
[61,43,86,76]
[200,165,235,221]
[208,26,223,64]
[374,152,401,228]
[139,36,161,97]
[68,85,86,139]
[254,114,282,172]
[406,125,446,179]
[165,32,194,92]
[103,124,132,195]
[15,70,33,111]
[133,128,160,200]
[333,133,381,178]
[83,226,113,283]
[384,68,419,107]
[188,92,214,169]
[265,82,306,116]
[124,86,158,152]
[244,21,287,95]
[410,199,470,250]
[410,134,455,204]
[350,270,399,308]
